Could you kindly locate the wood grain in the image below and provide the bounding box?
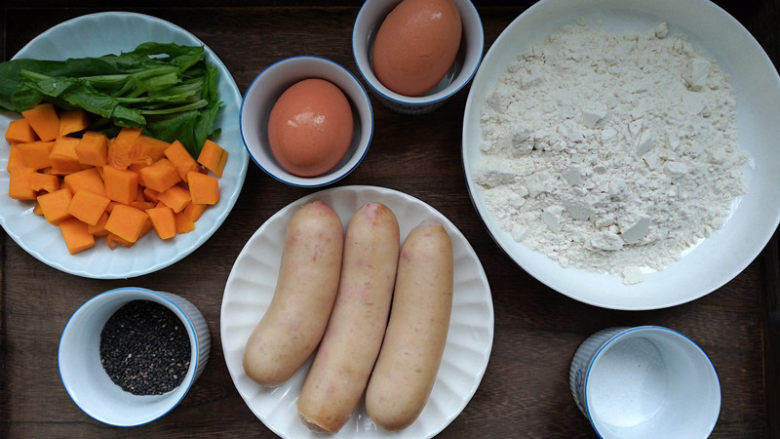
[1,1,778,438]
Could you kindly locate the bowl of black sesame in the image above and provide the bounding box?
[58,287,211,426]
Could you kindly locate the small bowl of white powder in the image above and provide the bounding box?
[462,0,780,310]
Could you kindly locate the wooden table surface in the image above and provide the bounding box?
[1,1,778,438]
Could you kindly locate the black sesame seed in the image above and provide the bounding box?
[100,300,191,395]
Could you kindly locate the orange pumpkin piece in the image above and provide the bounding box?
[143,187,160,203]
[33,201,43,215]
[5,119,37,144]
[107,127,143,169]
[63,168,105,196]
[104,203,148,243]
[130,200,156,211]
[87,212,110,237]
[8,168,36,200]
[68,190,111,226]
[157,184,191,213]
[197,139,228,178]
[135,135,170,164]
[50,137,87,173]
[37,187,73,225]
[164,140,199,180]
[103,165,138,204]
[21,103,59,141]
[16,141,54,169]
[75,131,108,167]
[28,172,60,193]
[184,203,207,222]
[187,171,220,205]
[7,146,28,172]
[146,206,177,239]
[106,233,134,250]
[174,210,196,234]
[139,158,180,192]
[58,110,90,136]
[59,218,95,255]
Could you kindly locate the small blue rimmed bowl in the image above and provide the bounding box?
[240,56,374,188]
[58,287,211,427]
[352,0,484,114]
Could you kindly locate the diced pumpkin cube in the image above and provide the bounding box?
[130,200,156,211]
[87,211,110,237]
[50,137,87,173]
[7,146,28,172]
[33,201,43,215]
[8,168,36,200]
[16,141,54,169]
[106,233,134,250]
[158,184,191,213]
[28,172,60,193]
[139,158,180,192]
[135,135,170,164]
[37,187,73,225]
[5,119,37,144]
[187,171,220,205]
[104,203,148,243]
[107,127,143,169]
[184,203,207,222]
[174,210,196,234]
[59,218,95,255]
[75,131,108,167]
[22,103,59,141]
[103,165,138,204]
[143,187,160,203]
[146,206,176,239]
[197,139,228,177]
[68,190,111,226]
[63,168,105,196]
[165,140,199,180]
[58,110,90,136]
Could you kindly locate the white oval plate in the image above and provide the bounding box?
[0,12,249,278]
[462,0,780,310]
[220,185,494,438]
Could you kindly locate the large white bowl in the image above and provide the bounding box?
[462,0,780,310]
[220,185,493,439]
[0,12,249,279]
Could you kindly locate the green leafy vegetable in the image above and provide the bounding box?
[0,42,221,156]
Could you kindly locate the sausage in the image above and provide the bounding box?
[365,220,453,431]
[297,202,400,433]
[242,200,344,387]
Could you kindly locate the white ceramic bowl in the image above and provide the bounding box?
[240,56,373,187]
[462,0,780,310]
[58,287,211,427]
[352,0,484,114]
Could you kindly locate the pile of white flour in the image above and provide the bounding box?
[474,22,747,284]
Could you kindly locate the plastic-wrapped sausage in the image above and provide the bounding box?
[243,200,344,387]
[297,202,400,433]
[366,220,453,431]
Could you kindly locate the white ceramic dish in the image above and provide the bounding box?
[462,0,780,310]
[240,56,373,187]
[58,287,211,426]
[220,185,493,438]
[0,11,249,279]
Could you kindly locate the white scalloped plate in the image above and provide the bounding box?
[0,12,248,278]
[220,185,494,438]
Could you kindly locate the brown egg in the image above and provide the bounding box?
[371,0,462,96]
[267,79,354,177]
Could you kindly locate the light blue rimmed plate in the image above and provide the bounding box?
[0,11,249,279]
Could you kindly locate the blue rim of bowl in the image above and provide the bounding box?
[57,287,201,427]
[351,0,484,107]
[582,325,721,438]
[239,55,374,188]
